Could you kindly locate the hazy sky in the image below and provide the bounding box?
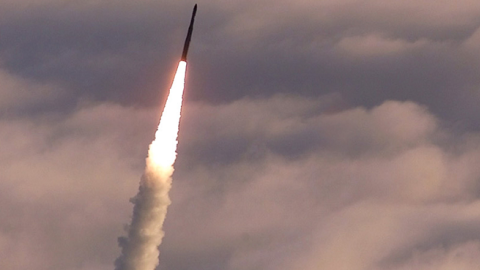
[2,1,480,269]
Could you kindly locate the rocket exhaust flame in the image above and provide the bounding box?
[115,5,196,269]
[115,61,187,270]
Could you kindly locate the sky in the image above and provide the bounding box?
[2,0,480,269]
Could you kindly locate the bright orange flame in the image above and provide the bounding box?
[147,61,186,171]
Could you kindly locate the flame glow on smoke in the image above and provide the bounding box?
[115,61,187,270]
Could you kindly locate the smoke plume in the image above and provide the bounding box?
[115,61,187,270]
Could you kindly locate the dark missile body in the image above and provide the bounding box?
[181,4,197,61]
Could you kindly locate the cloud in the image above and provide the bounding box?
[0,97,158,269]
[2,91,480,269]
[392,241,480,270]
[0,67,65,114]
[163,96,480,270]
[2,0,480,120]
[336,35,429,57]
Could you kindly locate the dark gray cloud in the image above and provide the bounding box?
[0,1,198,107]
[1,0,480,127]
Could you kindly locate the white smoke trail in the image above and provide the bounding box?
[115,61,187,270]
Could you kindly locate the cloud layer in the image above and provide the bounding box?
[1,0,480,125]
[3,65,480,269]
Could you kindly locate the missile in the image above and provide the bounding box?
[181,4,197,61]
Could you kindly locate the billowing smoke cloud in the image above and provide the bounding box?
[115,61,187,270]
